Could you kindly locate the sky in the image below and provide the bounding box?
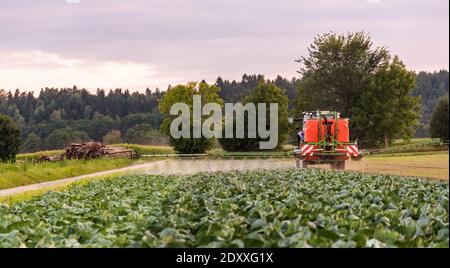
[0,0,448,93]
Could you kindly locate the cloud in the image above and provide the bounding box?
[66,0,81,5]
[0,50,181,91]
[0,0,448,91]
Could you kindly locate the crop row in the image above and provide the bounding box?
[0,169,448,247]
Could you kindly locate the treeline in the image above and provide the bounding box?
[1,69,448,152]
[412,70,449,137]
[216,74,299,109]
[0,87,165,152]
[0,75,300,152]
[20,114,165,152]
[0,87,163,124]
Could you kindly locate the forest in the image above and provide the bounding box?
[0,70,448,153]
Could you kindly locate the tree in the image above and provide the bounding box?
[103,130,122,144]
[22,132,43,153]
[159,82,223,153]
[124,124,167,145]
[216,74,264,103]
[125,124,152,144]
[219,81,289,151]
[50,110,62,122]
[0,114,22,162]
[295,31,420,146]
[429,95,449,140]
[295,31,389,117]
[352,57,420,147]
[44,127,90,149]
[273,75,300,110]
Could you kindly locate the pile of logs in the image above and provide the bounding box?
[38,142,137,162]
[100,146,138,159]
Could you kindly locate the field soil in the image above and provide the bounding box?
[348,153,449,180]
[138,154,449,180]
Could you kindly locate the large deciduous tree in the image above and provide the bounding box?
[159,82,223,153]
[0,114,22,162]
[296,32,390,117]
[296,31,420,147]
[352,57,420,147]
[219,81,289,151]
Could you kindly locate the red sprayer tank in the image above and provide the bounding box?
[304,119,319,142]
[336,118,349,142]
[304,118,349,142]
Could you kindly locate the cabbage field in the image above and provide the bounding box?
[0,169,448,248]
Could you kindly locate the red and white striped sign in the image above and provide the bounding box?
[301,144,315,156]
[346,145,359,157]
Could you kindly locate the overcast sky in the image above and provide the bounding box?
[0,0,448,92]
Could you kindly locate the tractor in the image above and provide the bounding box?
[293,110,361,170]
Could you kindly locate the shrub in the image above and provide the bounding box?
[430,95,449,140]
[0,114,22,162]
[219,81,289,151]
